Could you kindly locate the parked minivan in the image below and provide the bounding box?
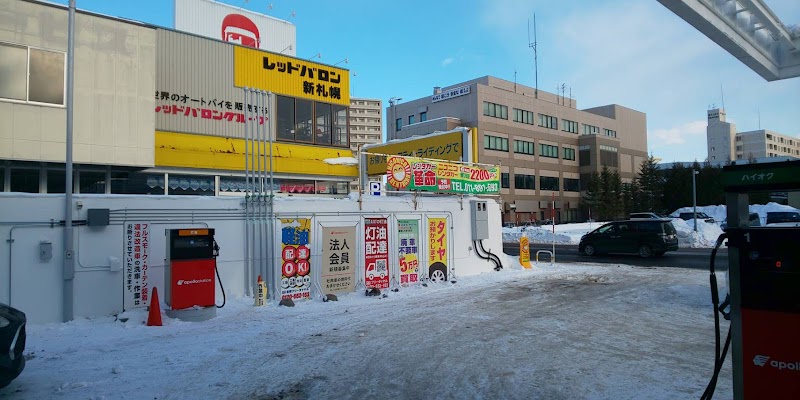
[579,219,679,258]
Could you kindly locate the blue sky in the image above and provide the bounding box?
[56,0,800,163]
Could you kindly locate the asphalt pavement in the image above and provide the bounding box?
[502,243,728,270]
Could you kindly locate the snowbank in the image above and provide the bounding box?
[502,203,799,248]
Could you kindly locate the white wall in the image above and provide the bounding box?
[0,193,504,324]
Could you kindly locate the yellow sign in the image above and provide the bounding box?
[234,47,350,106]
[365,130,469,175]
[155,131,357,178]
[519,237,532,269]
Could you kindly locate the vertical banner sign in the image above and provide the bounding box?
[519,236,532,269]
[397,220,420,285]
[124,223,150,309]
[280,218,312,300]
[321,226,356,294]
[364,218,389,289]
[427,218,449,282]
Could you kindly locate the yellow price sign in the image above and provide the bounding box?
[520,236,532,269]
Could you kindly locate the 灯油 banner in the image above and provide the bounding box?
[386,156,499,195]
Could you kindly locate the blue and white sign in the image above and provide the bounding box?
[369,181,381,196]
[432,85,470,102]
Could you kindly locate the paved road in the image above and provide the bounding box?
[502,243,728,270]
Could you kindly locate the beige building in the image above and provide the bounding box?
[706,107,800,162]
[388,76,648,223]
[348,98,382,153]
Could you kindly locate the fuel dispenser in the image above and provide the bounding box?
[703,161,800,400]
[165,228,225,321]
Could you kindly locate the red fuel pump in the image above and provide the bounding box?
[165,229,224,320]
[703,161,800,400]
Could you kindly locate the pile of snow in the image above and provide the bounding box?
[12,261,731,399]
[671,202,799,226]
[670,217,724,248]
[323,156,358,165]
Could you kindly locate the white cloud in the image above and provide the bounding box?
[651,120,707,146]
[441,57,455,67]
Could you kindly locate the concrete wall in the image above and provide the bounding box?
[0,0,156,167]
[0,193,505,324]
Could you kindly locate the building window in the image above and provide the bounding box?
[483,101,508,119]
[408,115,415,125]
[0,42,65,106]
[562,119,578,134]
[579,145,591,166]
[514,174,535,190]
[315,102,332,144]
[599,145,618,167]
[333,105,348,146]
[563,147,576,161]
[484,135,508,152]
[539,176,559,191]
[395,118,402,131]
[501,173,510,189]
[766,134,773,140]
[603,129,617,138]
[538,114,558,129]
[10,168,39,193]
[540,144,559,158]
[582,124,599,135]
[563,178,580,192]
[513,140,535,155]
[79,170,107,194]
[736,145,742,151]
[513,108,535,125]
[420,111,427,122]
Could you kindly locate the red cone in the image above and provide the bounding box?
[146,287,163,326]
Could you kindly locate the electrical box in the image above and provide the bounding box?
[87,208,110,227]
[39,241,52,261]
[470,200,490,240]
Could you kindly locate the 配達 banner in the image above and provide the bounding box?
[386,156,499,195]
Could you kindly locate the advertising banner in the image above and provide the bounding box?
[174,0,296,55]
[397,219,420,286]
[321,226,356,294]
[280,218,311,300]
[364,218,389,289]
[427,218,448,282]
[386,156,500,195]
[234,47,350,106]
[123,223,150,310]
[365,130,464,175]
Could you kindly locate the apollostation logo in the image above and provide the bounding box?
[753,355,800,372]
[177,279,213,286]
[222,14,260,48]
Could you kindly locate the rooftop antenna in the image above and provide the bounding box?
[569,86,572,108]
[514,70,517,93]
[758,108,761,129]
[720,84,725,111]
[528,15,538,99]
[561,83,566,105]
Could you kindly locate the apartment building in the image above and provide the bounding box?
[348,98,382,153]
[707,108,800,162]
[387,76,648,223]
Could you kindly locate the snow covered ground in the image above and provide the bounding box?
[5,257,732,400]
[503,203,799,248]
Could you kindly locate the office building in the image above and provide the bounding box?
[387,76,648,223]
[706,108,800,162]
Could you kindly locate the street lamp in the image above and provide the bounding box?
[692,169,699,232]
[279,44,292,54]
[389,97,402,140]
[308,52,321,60]
[334,58,348,66]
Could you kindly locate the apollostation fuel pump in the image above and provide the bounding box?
[703,161,800,400]
[165,228,225,321]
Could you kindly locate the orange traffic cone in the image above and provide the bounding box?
[146,287,163,326]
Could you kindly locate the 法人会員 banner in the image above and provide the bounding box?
[385,156,499,195]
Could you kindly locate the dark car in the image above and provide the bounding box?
[721,212,761,229]
[765,211,800,225]
[0,303,26,389]
[678,212,715,223]
[579,219,679,258]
